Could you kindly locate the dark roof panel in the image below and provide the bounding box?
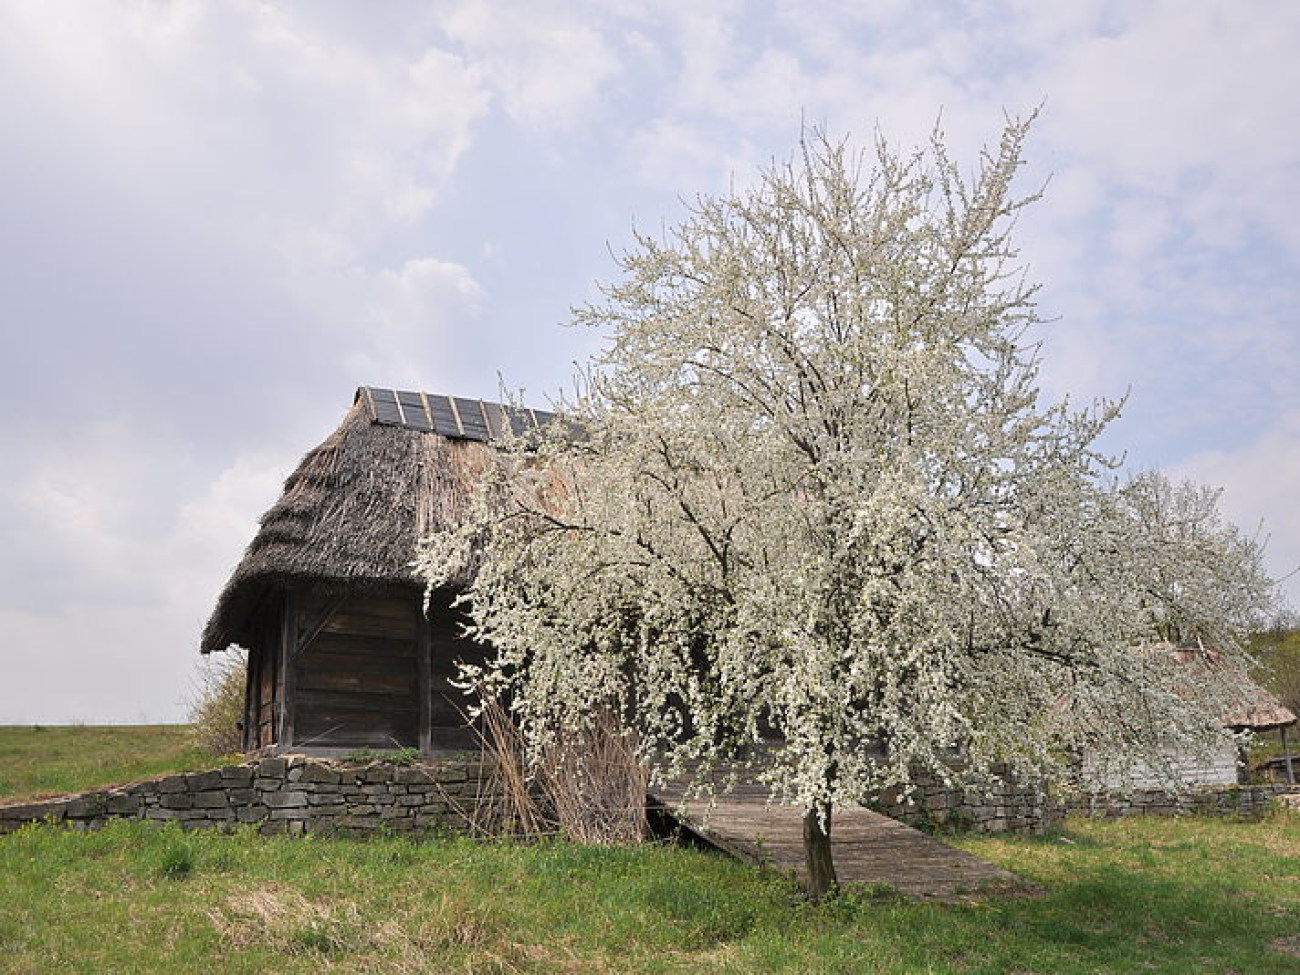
[395,389,433,432]
[358,386,552,443]
[426,394,462,437]
[368,387,404,426]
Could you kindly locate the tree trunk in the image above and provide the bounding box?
[802,800,838,902]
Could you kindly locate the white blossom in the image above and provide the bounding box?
[416,114,1274,892]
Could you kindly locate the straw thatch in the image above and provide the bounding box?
[201,392,497,655]
[1158,642,1296,732]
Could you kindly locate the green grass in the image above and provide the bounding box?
[0,725,229,802]
[0,815,1296,973]
[2,725,1297,971]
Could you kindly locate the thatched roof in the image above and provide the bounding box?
[201,387,548,654]
[1159,643,1296,731]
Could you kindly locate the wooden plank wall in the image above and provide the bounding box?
[242,595,282,752]
[424,595,488,749]
[248,585,491,752]
[293,591,421,749]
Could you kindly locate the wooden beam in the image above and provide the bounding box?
[417,607,432,754]
[277,588,298,749]
[295,593,347,657]
[242,645,259,753]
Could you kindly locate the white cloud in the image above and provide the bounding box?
[339,257,485,390]
[1169,413,1300,612]
[439,0,620,127]
[2,0,1298,724]
[0,434,290,724]
[0,0,491,268]
[1035,0,1300,253]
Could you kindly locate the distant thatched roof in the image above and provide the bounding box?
[1158,643,1296,732]
[200,387,551,654]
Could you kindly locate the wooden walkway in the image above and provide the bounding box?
[649,782,1028,901]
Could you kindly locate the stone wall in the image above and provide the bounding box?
[4,756,1297,839]
[1065,784,1300,820]
[870,775,1064,834]
[870,776,1300,833]
[0,754,496,837]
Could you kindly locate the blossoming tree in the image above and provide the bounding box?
[418,114,1274,899]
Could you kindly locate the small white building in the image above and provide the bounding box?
[1083,643,1296,789]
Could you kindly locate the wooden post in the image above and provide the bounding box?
[241,646,259,753]
[802,800,838,902]
[1282,725,1295,785]
[277,588,298,750]
[417,603,432,755]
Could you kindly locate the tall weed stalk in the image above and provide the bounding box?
[471,694,648,843]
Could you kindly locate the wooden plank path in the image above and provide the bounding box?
[649,781,1029,901]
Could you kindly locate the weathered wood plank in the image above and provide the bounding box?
[651,784,1028,901]
[418,616,432,753]
[295,706,419,748]
[322,598,420,638]
[296,666,416,695]
[295,687,418,713]
[278,589,297,748]
[308,632,418,660]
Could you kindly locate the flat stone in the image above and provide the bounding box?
[307,804,348,817]
[338,816,381,829]
[263,791,309,809]
[257,757,288,778]
[301,764,342,785]
[187,770,224,792]
[65,795,111,819]
[104,794,141,815]
[192,791,231,809]
[220,766,255,787]
[394,767,435,785]
[0,800,69,822]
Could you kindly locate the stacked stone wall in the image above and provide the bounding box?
[1065,784,1300,820]
[0,755,495,837]
[869,776,1300,833]
[870,774,1064,834]
[4,756,1296,839]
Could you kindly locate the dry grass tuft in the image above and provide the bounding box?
[1273,934,1300,959]
[211,886,352,954]
[469,694,648,844]
[211,886,503,967]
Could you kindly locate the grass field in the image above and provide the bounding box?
[0,724,228,802]
[1,727,1297,972]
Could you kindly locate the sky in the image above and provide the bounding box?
[1,0,1297,724]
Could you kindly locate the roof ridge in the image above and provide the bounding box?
[354,386,554,442]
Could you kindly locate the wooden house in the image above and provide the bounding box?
[1082,642,1296,788]
[200,387,554,755]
